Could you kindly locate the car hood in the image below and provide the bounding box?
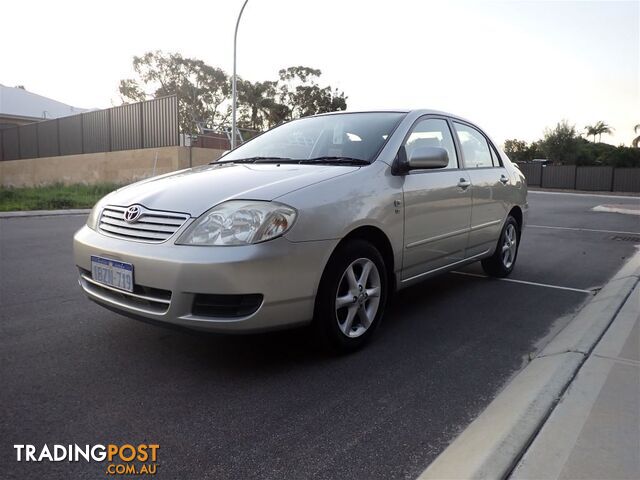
[105,163,360,217]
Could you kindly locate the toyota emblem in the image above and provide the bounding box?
[124,205,142,223]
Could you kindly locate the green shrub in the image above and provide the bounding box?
[0,183,122,212]
[506,122,640,167]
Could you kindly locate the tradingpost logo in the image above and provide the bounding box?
[14,443,159,476]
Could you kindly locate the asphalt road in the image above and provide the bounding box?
[1,191,639,480]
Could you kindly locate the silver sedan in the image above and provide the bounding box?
[74,110,527,351]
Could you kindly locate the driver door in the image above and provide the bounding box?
[401,117,472,282]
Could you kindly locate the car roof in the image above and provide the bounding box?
[316,108,476,125]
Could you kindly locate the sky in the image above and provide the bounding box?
[1,0,638,146]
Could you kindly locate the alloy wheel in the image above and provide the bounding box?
[335,258,382,338]
[501,223,517,269]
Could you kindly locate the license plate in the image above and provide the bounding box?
[91,256,134,292]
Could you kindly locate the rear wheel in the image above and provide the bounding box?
[481,216,520,277]
[313,239,388,352]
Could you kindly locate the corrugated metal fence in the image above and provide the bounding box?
[0,95,178,161]
[516,163,640,192]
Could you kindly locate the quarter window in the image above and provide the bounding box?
[489,146,498,166]
[453,122,494,168]
[404,118,458,169]
[489,144,503,167]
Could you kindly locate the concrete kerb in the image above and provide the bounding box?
[418,249,640,480]
[0,209,91,218]
[592,285,640,360]
[511,284,640,479]
[540,273,638,357]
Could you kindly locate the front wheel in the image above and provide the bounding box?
[313,239,388,352]
[481,216,520,277]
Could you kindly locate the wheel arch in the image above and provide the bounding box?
[333,225,397,293]
[508,205,523,232]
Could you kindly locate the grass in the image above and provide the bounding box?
[0,183,122,212]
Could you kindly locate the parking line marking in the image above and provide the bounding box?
[451,271,594,294]
[529,190,640,201]
[529,225,640,236]
[592,205,640,216]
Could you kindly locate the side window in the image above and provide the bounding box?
[453,122,494,168]
[404,118,458,169]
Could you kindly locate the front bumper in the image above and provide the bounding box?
[73,226,338,333]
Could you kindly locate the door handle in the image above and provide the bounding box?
[499,174,509,185]
[457,178,471,189]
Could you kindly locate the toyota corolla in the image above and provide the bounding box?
[73,110,527,351]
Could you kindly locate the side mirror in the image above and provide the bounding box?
[392,146,449,175]
[408,147,449,169]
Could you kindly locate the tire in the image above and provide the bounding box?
[481,215,520,278]
[313,239,388,352]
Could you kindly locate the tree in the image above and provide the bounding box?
[119,53,348,134]
[119,51,231,135]
[503,139,543,163]
[584,121,614,143]
[237,80,277,131]
[274,66,347,123]
[584,124,597,142]
[118,79,147,103]
[503,139,529,162]
[509,120,636,167]
[593,121,613,142]
[601,146,640,167]
[632,124,640,148]
[538,120,580,164]
[236,66,347,130]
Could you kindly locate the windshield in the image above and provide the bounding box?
[221,112,406,164]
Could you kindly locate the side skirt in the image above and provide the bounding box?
[395,249,491,291]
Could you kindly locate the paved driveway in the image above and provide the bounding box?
[1,191,638,479]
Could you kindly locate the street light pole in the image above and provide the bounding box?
[231,0,249,150]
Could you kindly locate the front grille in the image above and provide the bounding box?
[99,205,189,243]
[79,269,171,314]
[192,293,263,318]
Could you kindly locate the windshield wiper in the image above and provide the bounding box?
[215,156,292,164]
[299,156,370,165]
[215,156,369,166]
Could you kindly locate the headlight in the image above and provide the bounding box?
[87,190,121,230]
[86,200,105,230]
[177,200,297,246]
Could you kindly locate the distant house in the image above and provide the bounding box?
[0,84,91,130]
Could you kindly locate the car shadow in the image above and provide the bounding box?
[105,272,481,375]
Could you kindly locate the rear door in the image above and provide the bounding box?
[452,121,511,257]
[401,117,472,281]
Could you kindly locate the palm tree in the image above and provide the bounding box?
[584,124,597,142]
[237,80,278,131]
[633,124,640,148]
[593,121,614,142]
